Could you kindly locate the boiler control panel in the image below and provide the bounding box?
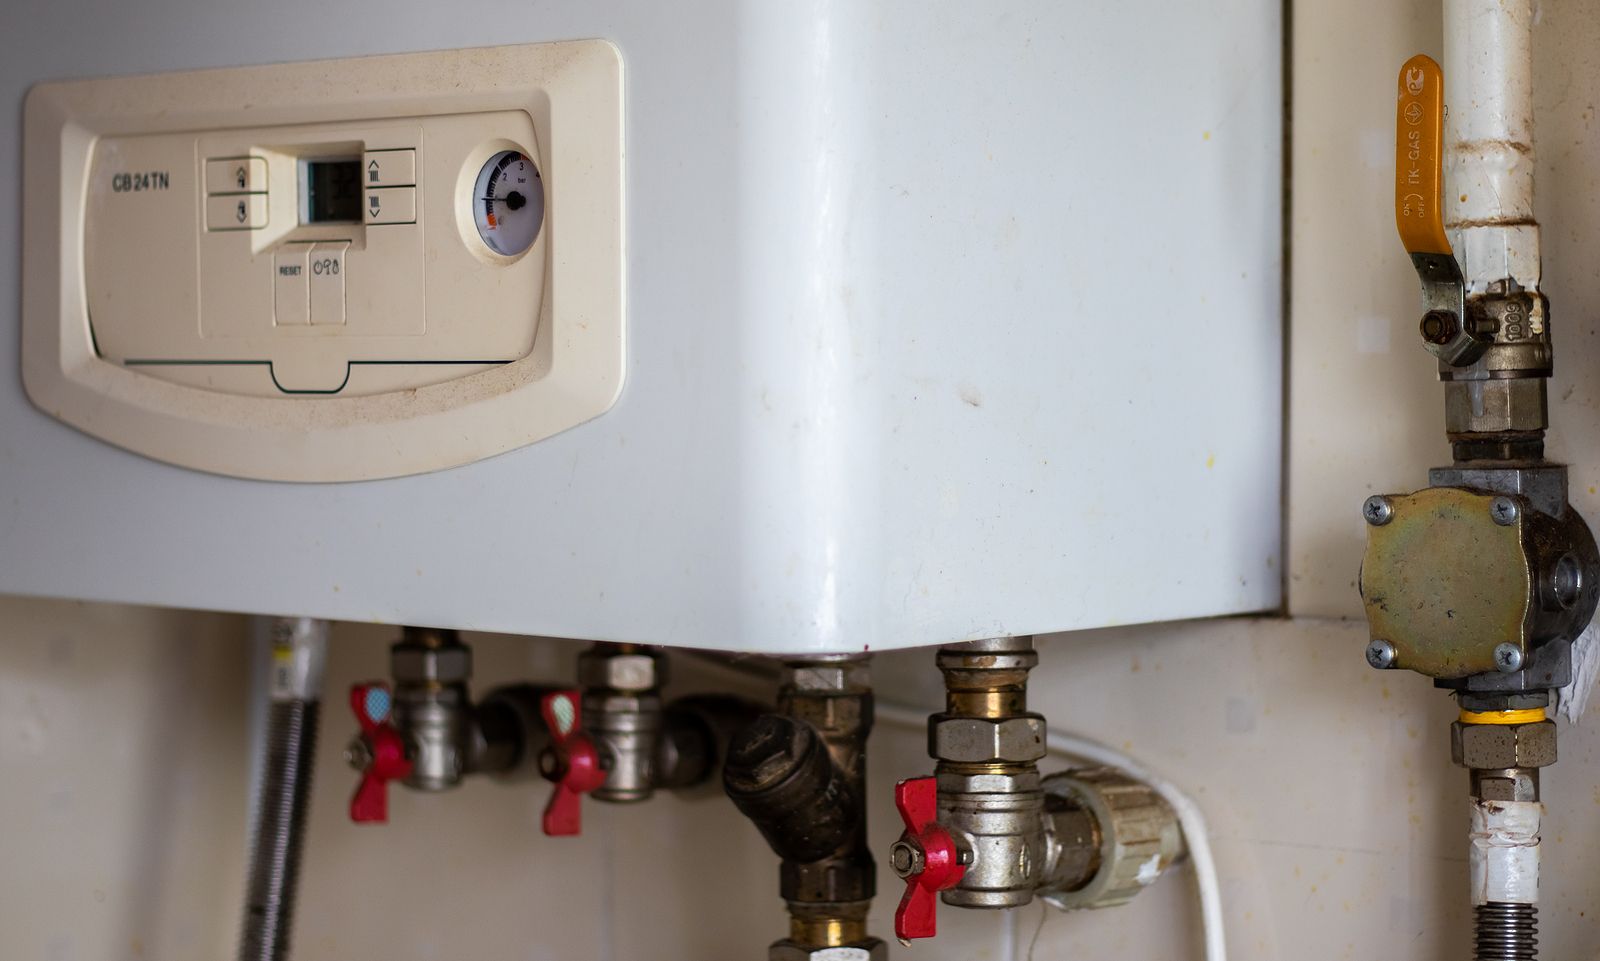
[90,114,545,395]
[23,41,624,481]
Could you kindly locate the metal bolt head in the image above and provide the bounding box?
[1493,642,1524,673]
[1365,639,1397,670]
[1489,496,1520,526]
[890,838,925,878]
[1362,495,1394,526]
[1420,309,1460,346]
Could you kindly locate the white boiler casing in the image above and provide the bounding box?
[0,1,1283,652]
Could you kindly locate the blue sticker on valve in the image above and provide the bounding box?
[365,687,392,723]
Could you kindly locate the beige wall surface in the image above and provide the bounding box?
[1289,0,1600,615]
[7,598,1600,960]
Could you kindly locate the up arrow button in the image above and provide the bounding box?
[360,149,416,189]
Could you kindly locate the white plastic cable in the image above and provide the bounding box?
[874,702,1226,961]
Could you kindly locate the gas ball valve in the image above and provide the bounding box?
[890,638,1185,945]
[346,682,413,823]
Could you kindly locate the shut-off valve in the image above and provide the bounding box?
[347,633,760,836]
[1362,48,1600,961]
[537,642,764,836]
[890,636,1183,943]
[346,627,556,822]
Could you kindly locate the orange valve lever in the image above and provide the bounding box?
[1395,54,1450,257]
[538,690,606,836]
[1393,54,1478,366]
[348,683,413,823]
[891,776,966,942]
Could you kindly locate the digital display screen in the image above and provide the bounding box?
[304,160,362,223]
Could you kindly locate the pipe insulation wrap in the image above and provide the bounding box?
[1469,800,1541,905]
[1443,0,1540,292]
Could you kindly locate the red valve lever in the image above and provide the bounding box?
[539,689,606,836]
[893,776,966,941]
[348,683,413,824]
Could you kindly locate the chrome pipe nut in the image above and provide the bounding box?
[930,715,1047,764]
[577,651,662,692]
[390,645,471,684]
[1451,719,1557,769]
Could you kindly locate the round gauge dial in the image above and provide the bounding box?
[472,149,545,257]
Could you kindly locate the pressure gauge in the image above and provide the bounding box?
[472,149,544,256]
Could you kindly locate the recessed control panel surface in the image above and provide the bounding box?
[23,41,623,480]
[90,113,543,395]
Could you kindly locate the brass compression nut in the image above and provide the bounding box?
[930,714,1047,764]
[1451,719,1557,770]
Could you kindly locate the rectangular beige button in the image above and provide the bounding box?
[361,149,416,188]
[362,186,417,225]
[206,193,268,230]
[273,244,312,326]
[206,157,268,193]
[308,242,348,325]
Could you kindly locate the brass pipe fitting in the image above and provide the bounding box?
[891,636,1183,942]
[724,655,885,961]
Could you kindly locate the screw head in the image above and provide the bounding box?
[1490,496,1520,526]
[1366,639,1397,669]
[1363,495,1394,526]
[1493,642,1525,673]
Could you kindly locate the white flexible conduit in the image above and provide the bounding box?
[874,703,1226,961]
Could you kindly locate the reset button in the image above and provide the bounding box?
[273,243,312,326]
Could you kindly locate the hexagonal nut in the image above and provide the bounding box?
[783,660,871,693]
[578,651,662,692]
[768,939,887,961]
[931,715,1047,763]
[390,645,471,684]
[1451,720,1557,769]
